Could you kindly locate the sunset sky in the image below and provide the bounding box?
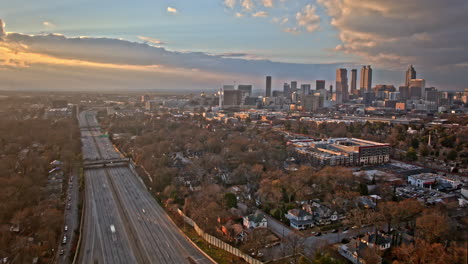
[0,0,467,92]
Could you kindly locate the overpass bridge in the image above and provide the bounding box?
[83,158,130,168]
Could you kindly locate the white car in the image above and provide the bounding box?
[62,236,67,244]
[64,225,68,231]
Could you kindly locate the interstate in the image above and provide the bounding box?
[77,111,213,264]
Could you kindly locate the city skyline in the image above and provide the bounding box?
[0,1,467,91]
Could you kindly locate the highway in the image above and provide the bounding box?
[77,111,213,264]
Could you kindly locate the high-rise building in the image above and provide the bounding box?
[223,85,235,90]
[360,65,372,92]
[405,65,416,86]
[266,76,272,97]
[409,79,425,100]
[335,68,348,104]
[291,81,297,91]
[316,80,325,90]
[399,86,409,100]
[238,85,252,96]
[283,83,291,97]
[222,90,242,106]
[350,69,357,95]
[302,95,321,112]
[300,84,311,96]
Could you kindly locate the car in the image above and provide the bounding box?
[315,232,322,237]
[59,249,64,255]
[343,227,349,231]
[67,203,71,210]
[332,229,338,233]
[64,225,68,231]
[62,236,67,244]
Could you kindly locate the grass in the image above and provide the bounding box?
[167,210,247,264]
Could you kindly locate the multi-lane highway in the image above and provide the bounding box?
[77,111,213,264]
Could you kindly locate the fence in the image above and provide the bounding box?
[177,209,264,264]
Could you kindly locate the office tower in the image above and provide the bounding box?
[335,68,348,103]
[409,79,425,100]
[329,85,333,100]
[360,65,373,92]
[302,95,320,112]
[283,83,291,97]
[140,95,150,103]
[316,80,325,90]
[399,86,409,100]
[223,85,235,90]
[266,76,272,97]
[300,84,311,96]
[291,81,297,91]
[238,85,252,96]
[424,87,439,102]
[405,65,416,86]
[350,69,357,95]
[223,90,242,106]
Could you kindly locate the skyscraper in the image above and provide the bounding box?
[238,85,252,96]
[300,84,311,96]
[405,65,416,86]
[360,65,372,92]
[335,68,348,104]
[291,81,297,91]
[266,76,272,97]
[350,69,357,95]
[316,80,325,90]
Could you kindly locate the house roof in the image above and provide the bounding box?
[246,212,266,223]
[288,208,312,218]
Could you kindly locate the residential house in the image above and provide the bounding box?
[285,209,314,230]
[243,212,267,229]
[339,238,382,264]
[361,232,392,250]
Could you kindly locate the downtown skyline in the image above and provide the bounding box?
[0,0,467,92]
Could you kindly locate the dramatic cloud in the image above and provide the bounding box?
[224,0,236,9]
[0,19,5,37]
[252,11,268,17]
[262,0,273,8]
[167,7,177,13]
[317,0,468,69]
[42,21,55,27]
[241,0,254,11]
[295,4,320,32]
[0,21,347,91]
[137,36,165,45]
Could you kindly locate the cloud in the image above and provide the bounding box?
[137,36,165,45]
[42,21,55,27]
[241,0,254,11]
[252,11,268,17]
[317,0,468,69]
[262,0,273,8]
[235,12,244,18]
[0,19,5,37]
[224,0,236,9]
[283,27,300,34]
[295,4,320,32]
[167,7,177,13]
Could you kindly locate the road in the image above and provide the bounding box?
[262,214,374,260]
[56,166,80,264]
[77,111,214,264]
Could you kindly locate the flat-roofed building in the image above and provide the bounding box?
[292,138,390,166]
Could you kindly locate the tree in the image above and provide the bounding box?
[406,147,418,161]
[392,239,466,264]
[447,149,458,161]
[415,209,450,243]
[311,251,344,264]
[224,193,237,208]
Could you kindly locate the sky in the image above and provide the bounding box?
[0,0,467,92]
